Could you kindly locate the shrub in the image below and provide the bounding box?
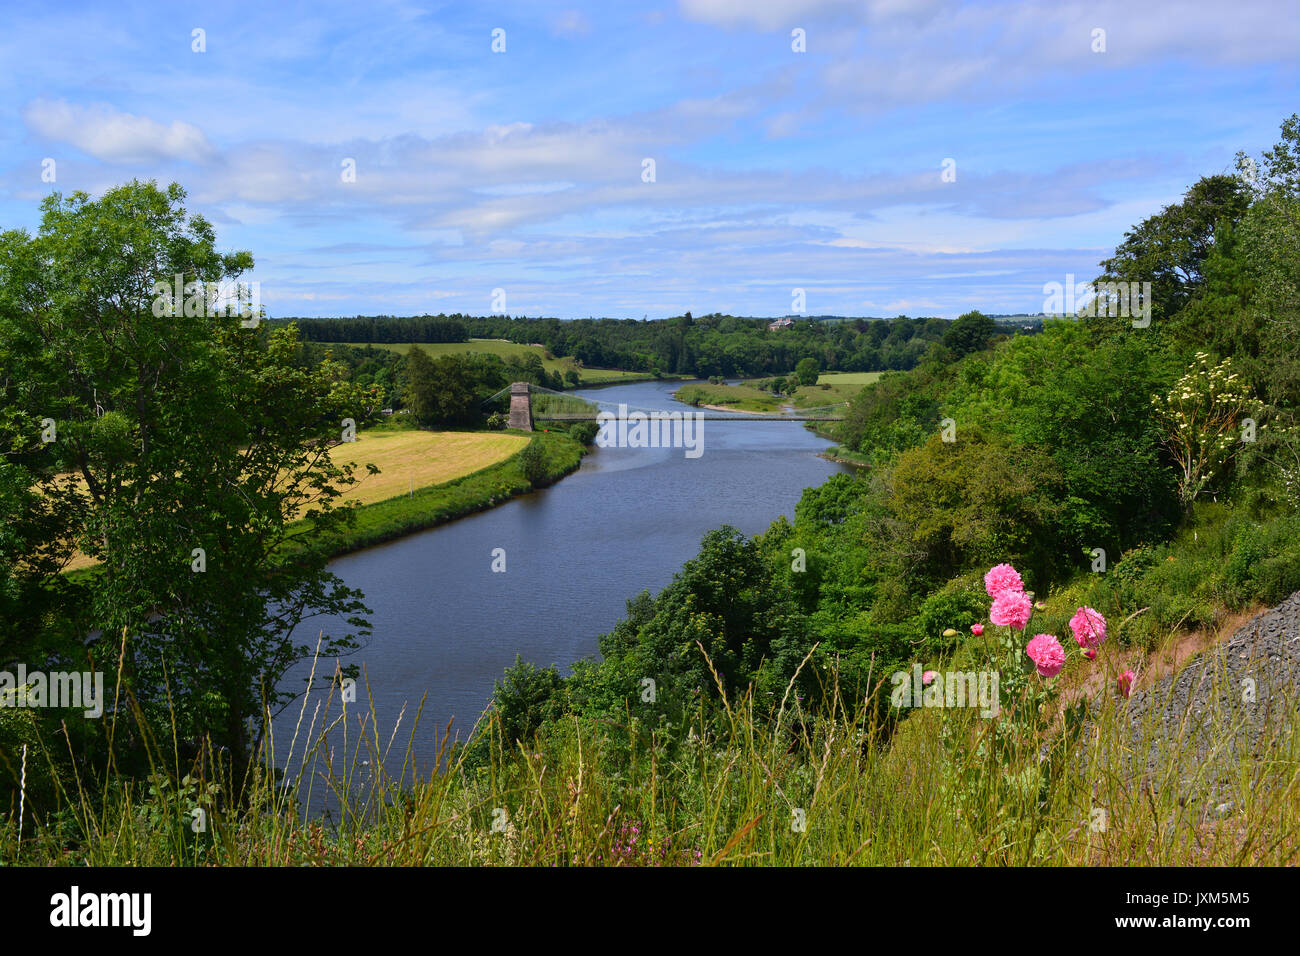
[517,440,547,485]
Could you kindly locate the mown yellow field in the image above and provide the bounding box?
[60,429,528,570]
[332,429,529,505]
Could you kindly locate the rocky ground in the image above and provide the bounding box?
[1083,590,1300,811]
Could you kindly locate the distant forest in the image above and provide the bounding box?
[279,312,977,378]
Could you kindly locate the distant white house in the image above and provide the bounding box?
[768,317,794,330]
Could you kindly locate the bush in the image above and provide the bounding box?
[911,586,987,653]
[569,421,598,445]
[517,440,548,485]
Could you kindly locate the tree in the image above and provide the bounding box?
[404,351,482,427]
[1097,174,1251,322]
[884,430,1067,589]
[942,310,996,358]
[795,357,820,386]
[404,345,438,423]
[1152,354,1255,509]
[488,655,567,747]
[0,181,372,773]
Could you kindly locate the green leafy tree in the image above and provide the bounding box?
[795,357,820,386]
[404,351,483,427]
[403,345,438,423]
[1097,174,1251,323]
[0,181,372,770]
[942,310,996,358]
[884,430,1066,589]
[488,655,568,746]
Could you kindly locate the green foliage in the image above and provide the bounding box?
[295,312,952,379]
[883,430,1067,590]
[795,357,820,386]
[568,420,599,445]
[517,440,548,485]
[0,180,372,768]
[489,655,569,747]
[941,310,996,358]
[1097,173,1252,322]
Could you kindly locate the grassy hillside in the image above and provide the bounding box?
[8,584,1297,866]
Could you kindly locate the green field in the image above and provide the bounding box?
[674,382,784,412]
[816,371,885,386]
[699,370,886,411]
[306,429,585,558]
[341,339,650,384]
[677,374,881,414]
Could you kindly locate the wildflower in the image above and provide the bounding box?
[984,563,1024,599]
[990,590,1033,630]
[1025,634,1065,677]
[1117,670,1135,698]
[971,623,984,636]
[1069,606,1108,650]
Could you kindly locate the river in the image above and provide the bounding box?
[272,380,849,788]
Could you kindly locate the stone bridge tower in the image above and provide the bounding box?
[507,381,533,431]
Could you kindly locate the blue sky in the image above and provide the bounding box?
[1,0,1296,319]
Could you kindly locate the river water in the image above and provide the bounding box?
[273,380,848,786]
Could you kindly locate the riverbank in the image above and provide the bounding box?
[63,428,587,583]
[290,428,586,560]
[819,444,871,467]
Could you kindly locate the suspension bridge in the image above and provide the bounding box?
[482,382,847,431]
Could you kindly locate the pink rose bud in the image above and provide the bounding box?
[1117,670,1135,698]
[1084,648,1097,660]
[971,623,984,636]
[922,670,937,685]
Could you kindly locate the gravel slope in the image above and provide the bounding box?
[1085,590,1300,809]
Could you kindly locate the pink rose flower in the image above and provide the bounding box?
[1025,633,1065,678]
[970,623,984,636]
[984,563,1024,599]
[1069,606,1108,650]
[1117,670,1135,698]
[922,670,937,685]
[990,590,1033,630]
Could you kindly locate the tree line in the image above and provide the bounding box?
[286,312,959,379]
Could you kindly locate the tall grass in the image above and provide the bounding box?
[4,633,1296,866]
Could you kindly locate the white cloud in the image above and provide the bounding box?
[22,98,215,164]
[678,0,949,31]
